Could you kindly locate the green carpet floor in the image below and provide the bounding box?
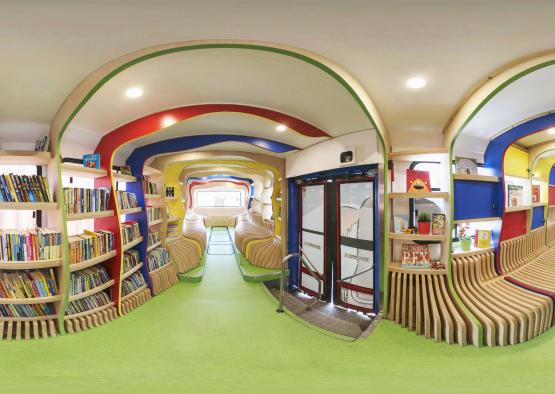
[1,252,553,394]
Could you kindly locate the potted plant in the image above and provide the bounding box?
[417,212,431,234]
[458,223,472,251]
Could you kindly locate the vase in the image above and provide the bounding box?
[460,238,472,251]
[417,221,431,235]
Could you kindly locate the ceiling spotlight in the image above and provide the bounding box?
[125,87,143,98]
[161,116,177,128]
[548,127,555,135]
[406,77,427,89]
[276,124,287,132]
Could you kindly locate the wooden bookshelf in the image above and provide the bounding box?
[505,205,532,212]
[64,302,115,320]
[0,258,63,270]
[68,279,115,302]
[147,241,162,252]
[120,207,142,215]
[148,218,163,227]
[167,217,179,223]
[112,171,137,182]
[0,150,52,166]
[66,210,114,221]
[123,237,144,251]
[69,250,117,272]
[0,202,58,210]
[122,262,143,280]
[121,284,147,302]
[389,233,449,241]
[0,294,62,305]
[0,313,58,322]
[145,194,161,199]
[453,174,500,182]
[388,262,446,275]
[388,192,449,199]
[61,163,107,178]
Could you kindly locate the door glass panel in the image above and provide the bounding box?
[338,181,374,311]
[301,184,325,293]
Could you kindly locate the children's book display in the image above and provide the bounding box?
[148,231,160,247]
[167,224,178,238]
[143,178,159,195]
[401,244,431,268]
[68,230,113,264]
[123,250,141,273]
[432,213,446,235]
[121,221,141,245]
[474,229,492,249]
[0,174,53,202]
[82,153,100,169]
[0,269,58,300]
[455,157,478,175]
[148,247,170,271]
[69,266,111,295]
[117,191,139,209]
[0,229,61,261]
[121,273,146,296]
[406,169,431,193]
[63,187,110,214]
[65,291,111,315]
[507,184,524,207]
[147,207,162,222]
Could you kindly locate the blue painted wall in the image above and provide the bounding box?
[531,206,545,229]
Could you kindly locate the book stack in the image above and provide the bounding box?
[117,191,139,209]
[68,230,114,264]
[123,250,141,273]
[63,187,111,214]
[167,224,178,238]
[148,247,170,271]
[69,266,111,295]
[0,228,62,261]
[65,291,111,315]
[121,221,141,245]
[143,179,158,195]
[147,207,162,222]
[121,272,146,296]
[0,269,59,299]
[1,303,54,318]
[0,174,53,202]
[147,231,160,247]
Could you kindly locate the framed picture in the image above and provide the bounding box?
[401,244,430,268]
[507,184,524,207]
[455,157,478,175]
[432,213,446,235]
[475,229,492,249]
[406,169,431,193]
[34,136,50,152]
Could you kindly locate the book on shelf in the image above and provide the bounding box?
[507,184,524,207]
[82,153,100,169]
[143,178,159,195]
[432,214,446,235]
[0,269,59,299]
[69,266,111,295]
[147,231,160,247]
[65,291,111,315]
[123,250,141,273]
[63,187,111,214]
[121,221,141,245]
[0,174,52,203]
[474,229,492,249]
[121,272,146,297]
[0,303,53,318]
[532,185,540,203]
[117,191,139,209]
[406,169,431,193]
[455,157,478,175]
[148,247,170,271]
[400,244,431,269]
[68,230,113,264]
[147,206,162,222]
[167,224,178,238]
[34,135,50,152]
[0,228,61,261]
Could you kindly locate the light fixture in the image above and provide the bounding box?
[406,77,427,89]
[276,124,287,132]
[548,127,555,135]
[125,87,143,98]
[161,116,177,128]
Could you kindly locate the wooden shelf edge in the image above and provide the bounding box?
[388,262,447,275]
[112,172,137,182]
[68,280,115,302]
[0,294,62,305]
[389,232,449,241]
[453,174,500,182]
[0,258,63,270]
[122,262,144,280]
[0,202,58,211]
[167,217,179,223]
[66,210,114,221]
[123,237,144,251]
[147,241,162,252]
[144,194,161,199]
[453,217,502,224]
[0,313,58,322]
[0,150,52,165]
[452,247,494,257]
[121,284,148,302]
[64,302,115,320]
[148,219,163,227]
[505,206,532,213]
[61,163,107,178]
[120,207,142,215]
[70,250,117,272]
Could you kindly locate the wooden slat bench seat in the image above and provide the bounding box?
[234,211,282,269]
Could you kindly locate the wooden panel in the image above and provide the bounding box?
[149,262,179,296]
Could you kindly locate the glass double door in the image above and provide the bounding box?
[299,176,376,314]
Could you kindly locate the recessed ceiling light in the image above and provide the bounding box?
[548,127,555,135]
[406,77,427,89]
[161,116,177,128]
[276,124,287,132]
[125,87,143,98]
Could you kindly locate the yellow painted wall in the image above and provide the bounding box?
[504,146,530,178]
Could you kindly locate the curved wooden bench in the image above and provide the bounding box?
[234,211,282,269]
[547,223,555,246]
[247,236,282,269]
[166,237,202,274]
[203,215,237,227]
[183,216,207,254]
[387,266,469,345]
[262,219,274,233]
[452,250,552,346]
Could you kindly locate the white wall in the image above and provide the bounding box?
[285,130,382,178]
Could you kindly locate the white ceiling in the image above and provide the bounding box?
[3,1,555,151]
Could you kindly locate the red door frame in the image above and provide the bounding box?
[334,176,375,314]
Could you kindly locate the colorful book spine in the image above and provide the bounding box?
[69,266,111,295]
[63,187,111,214]
[147,207,162,222]
[147,231,160,247]
[65,291,111,315]
[123,250,141,273]
[147,248,170,272]
[117,191,139,209]
[0,269,59,299]
[121,272,146,296]
[0,174,52,203]
[68,230,114,264]
[0,303,53,318]
[121,221,141,245]
[143,179,159,195]
[167,224,178,238]
[0,228,62,261]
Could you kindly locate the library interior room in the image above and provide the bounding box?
[1,1,555,393]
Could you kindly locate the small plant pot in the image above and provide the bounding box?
[417,221,431,235]
[460,239,472,251]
